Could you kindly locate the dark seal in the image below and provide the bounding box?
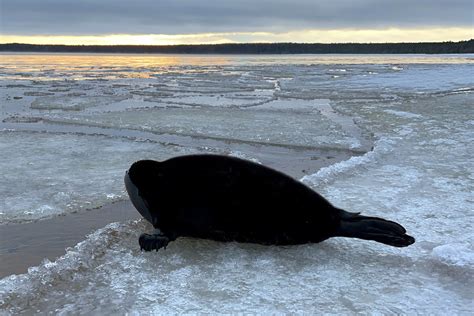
[125,154,415,251]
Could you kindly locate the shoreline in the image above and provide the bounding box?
[1,40,473,54]
[0,200,139,278]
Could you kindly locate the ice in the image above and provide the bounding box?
[276,63,474,100]
[23,91,55,96]
[431,243,474,268]
[43,104,363,150]
[151,92,274,108]
[0,131,193,223]
[254,98,329,111]
[1,219,472,314]
[30,95,130,111]
[228,151,261,164]
[383,109,423,119]
[302,137,395,187]
[1,54,473,314]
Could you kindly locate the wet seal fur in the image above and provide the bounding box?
[125,154,415,251]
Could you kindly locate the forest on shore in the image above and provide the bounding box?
[1,40,472,54]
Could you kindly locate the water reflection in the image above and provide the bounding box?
[1,53,472,81]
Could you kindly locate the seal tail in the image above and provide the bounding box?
[335,211,415,247]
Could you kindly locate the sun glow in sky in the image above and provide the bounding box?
[1,28,472,45]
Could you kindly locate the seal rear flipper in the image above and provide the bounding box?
[335,211,415,247]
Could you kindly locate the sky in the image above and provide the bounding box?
[0,0,472,45]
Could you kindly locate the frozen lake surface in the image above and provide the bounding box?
[0,53,473,314]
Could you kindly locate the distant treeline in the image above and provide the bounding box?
[1,40,473,54]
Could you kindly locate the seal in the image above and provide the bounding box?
[125,154,415,251]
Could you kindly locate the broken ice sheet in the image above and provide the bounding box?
[45,101,364,150]
[0,131,194,223]
[30,95,130,111]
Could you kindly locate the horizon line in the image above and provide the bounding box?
[2,39,473,47]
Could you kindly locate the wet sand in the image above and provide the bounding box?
[0,147,361,278]
[0,200,139,277]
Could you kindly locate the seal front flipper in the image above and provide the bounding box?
[139,229,176,252]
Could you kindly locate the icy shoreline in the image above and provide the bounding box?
[0,142,358,277]
[1,54,472,314]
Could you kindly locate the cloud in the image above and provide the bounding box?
[1,0,472,36]
[1,28,472,45]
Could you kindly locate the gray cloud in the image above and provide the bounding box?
[1,0,472,35]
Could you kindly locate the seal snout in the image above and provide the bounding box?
[402,234,416,246]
